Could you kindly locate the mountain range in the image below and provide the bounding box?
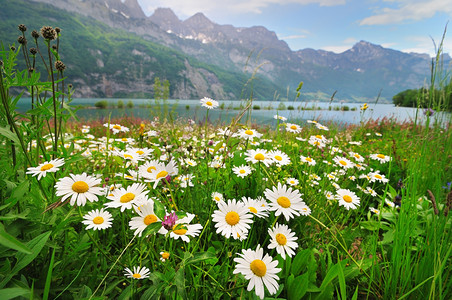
[2,0,446,102]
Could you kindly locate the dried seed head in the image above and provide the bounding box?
[55,27,61,33]
[17,36,27,45]
[10,46,16,51]
[18,24,27,32]
[0,60,3,67]
[40,26,57,40]
[29,48,37,55]
[52,45,57,50]
[68,84,73,89]
[28,67,35,73]
[31,30,40,39]
[55,60,66,72]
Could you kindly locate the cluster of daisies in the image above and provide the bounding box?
[25,97,395,299]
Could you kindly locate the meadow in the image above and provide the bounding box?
[0,25,451,300]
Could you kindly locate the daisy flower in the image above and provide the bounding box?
[273,115,287,121]
[129,202,162,237]
[335,189,360,210]
[160,213,203,242]
[55,173,103,206]
[82,208,113,230]
[264,182,310,221]
[241,197,269,218]
[244,149,273,167]
[370,153,392,163]
[267,223,298,259]
[286,177,299,186]
[235,128,263,140]
[315,123,329,131]
[333,156,355,169]
[365,187,378,197]
[212,199,253,240]
[200,97,219,109]
[26,158,65,180]
[104,123,129,134]
[160,251,170,262]
[233,245,281,300]
[349,151,365,162]
[179,174,195,188]
[184,158,198,167]
[368,207,380,214]
[124,266,150,280]
[112,149,144,165]
[269,150,291,166]
[232,165,253,178]
[211,192,224,203]
[105,183,149,211]
[285,123,302,133]
[145,159,179,188]
[300,155,316,166]
[368,171,389,183]
[325,190,335,200]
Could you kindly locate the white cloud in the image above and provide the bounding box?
[360,0,452,25]
[138,0,345,18]
[321,45,351,53]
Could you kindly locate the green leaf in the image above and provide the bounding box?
[175,267,185,299]
[140,222,162,237]
[43,248,56,300]
[0,231,51,288]
[185,251,217,266]
[291,248,311,276]
[288,273,309,300]
[0,223,32,254]
[0,287,30,300]
[153,200,166,220]
[0,126,20,145]
[175,211,187,219]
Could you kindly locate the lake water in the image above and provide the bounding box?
[16,98,447,126]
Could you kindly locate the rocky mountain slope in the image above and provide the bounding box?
[16,0,447,101]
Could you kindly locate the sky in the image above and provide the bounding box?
[136,0,452,57]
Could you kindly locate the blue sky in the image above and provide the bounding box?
[137,0,452,57]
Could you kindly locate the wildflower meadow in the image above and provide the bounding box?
[0,25,451,300]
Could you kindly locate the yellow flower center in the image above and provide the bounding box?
[276,233,287,245]
[254,153,265,161]
[274,155,282,161]
[277,196,291,208]
[250,259,267,277]
[124,154,133,159]
[161,252,170,260]
[377,154,385,159]
[72,181,89,193]
[40,163,54,171]
[343,195,353,203]
[315,135,322,139]
[354,154,361,158]
[120,192,135,203]
[113,125,121,130]
[172,225,187,235]
[136,150,144,155]
[339,160,347,166]
[375,174,382,179]
[245,130,254,135]
[93,216,104,224]
[147,166,156,173]
[239,169,246,174]
[144,214,157,225]
[305,157,312,162]
[206,101,213,106]
[132,273,141,279]
[249,207,257,214]
[290,125,297,130]
[156,170,168,179]
[225,211,240,225]
[122,138,128,142]
[214,196,221,202]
